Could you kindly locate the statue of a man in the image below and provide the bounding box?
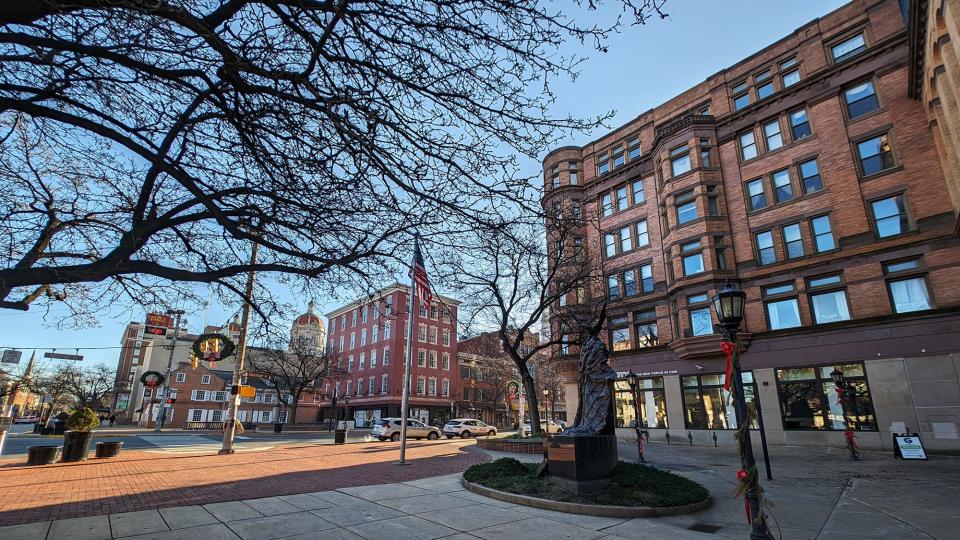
[563,315,617,436]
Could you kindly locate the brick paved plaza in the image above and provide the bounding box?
[0,439,486,527]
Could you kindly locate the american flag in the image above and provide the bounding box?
[410,237,433,308]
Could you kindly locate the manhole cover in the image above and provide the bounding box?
[687,523,723,534]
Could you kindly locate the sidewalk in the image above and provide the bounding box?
[0,439,485,527]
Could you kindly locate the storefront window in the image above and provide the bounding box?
[776,363,876,431]
[682,373,757,430]
[614,378,668,428]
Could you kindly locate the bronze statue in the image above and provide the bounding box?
[563,308,616,436]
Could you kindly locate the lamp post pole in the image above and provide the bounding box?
[713,283,771,540]
[155,310,185,432]
[625,371,645,463]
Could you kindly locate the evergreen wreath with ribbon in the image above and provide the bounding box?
[191,333,236,368]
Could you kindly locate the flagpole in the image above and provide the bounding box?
[398,238,418,465]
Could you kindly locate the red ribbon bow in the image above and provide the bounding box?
[721,341,735,391]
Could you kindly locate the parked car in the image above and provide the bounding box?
[14,415,38,424]
[522,420,565,434]
[443,419,497,439]
[372,418,441,441]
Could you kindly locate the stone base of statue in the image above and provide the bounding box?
[546,434,618,494]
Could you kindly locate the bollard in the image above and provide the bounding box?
[713,432,719,447]
[688,431,693,446]
[665,431,671,445]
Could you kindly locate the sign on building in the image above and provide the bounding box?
[894,435,928,460]
[1,350,22,364]
[145,313,173,336]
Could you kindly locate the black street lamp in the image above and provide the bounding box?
[625,371,646,463]
[712,282,772,540]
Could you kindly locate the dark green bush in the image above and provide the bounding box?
[464,458,709,507]
[65,408,101,432]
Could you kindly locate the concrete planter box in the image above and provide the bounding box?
[476,437,545,454]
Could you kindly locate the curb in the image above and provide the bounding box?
[460,477,712,518]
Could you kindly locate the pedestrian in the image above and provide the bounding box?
[109,414,117,427]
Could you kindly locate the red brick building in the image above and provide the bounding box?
[544,0,960,450]
[323,284,460,427]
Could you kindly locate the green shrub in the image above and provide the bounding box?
[464,458,709,507]
[65,408,101,432]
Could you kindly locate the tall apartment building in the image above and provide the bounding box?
[323,283,460,427]
[544,0,960,450]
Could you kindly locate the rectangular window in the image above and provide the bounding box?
[442,352,450,370]
[764,283,800,330]
[571,200,582,220]
[810,284,851,324]
[381,374,389,394]
[619,226,632,253]
[360,328,367,346]
[857,134,895,176]
[639,263,654,293]
[631,179,645,204]
[883,260,932,313]
[359,352,366,370]
[757,81,774,100]
[681,242,704,276]
[628,137,641,160]
[349,333,355,349]
[175,373,186,383]
[740,131,757,160]
[416,377,425,395]
[676,193,698,225]
[604,233,616,258]
[442,379,450,397]
[832,33,866,62]
[623,269,637,297]
[734,92,751,111]
[597,152,609,175]
[442,330,450,346]
[607,275,620,300]
[611,327,631,352]
[682,373,757,430]
[708,196,720,217]
[783,223,804,259]
[417,350,426,367]
[429,351,438,369]
[670,145,692,176]
[810,215,835,252]
[689,306,714,336]
[613,186,629,212]
[747,179,766,211]
[370,349,377,368]
[781,59,800,87]
[789,109,811,140]
[699,138,712,168]
[612,146,625,168]
[614,378,667,428]
[635,220,649,247]
[799,159,823,193]
[383,321,391,339]
[634,319,659,348]
[348,355,354,372]
[383,347,390,364]
[756,230,776,265]
[776,364,877,431]
[601,193,613,217]
[772,169,793,203]
[845,81,879,118]
[764,119,783,150]
[418,324,426,342]
[871,194,909,238]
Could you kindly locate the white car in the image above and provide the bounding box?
[443,419,497,439]
[522,420,565,434]
[14,415,38,424]
[371,418,441,441]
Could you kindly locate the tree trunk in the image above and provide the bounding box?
[290,402,298,425]
[520,371,542,437]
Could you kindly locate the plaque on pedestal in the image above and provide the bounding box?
[547,434,618,494]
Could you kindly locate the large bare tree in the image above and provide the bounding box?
[248,336,343,425]
[439,210,605,437]
[0,0,666,322]
[62,363,116,409]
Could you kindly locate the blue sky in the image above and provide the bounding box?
[0,0,846,369]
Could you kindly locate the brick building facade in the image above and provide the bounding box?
[323,284,460,427]
[544,0,960,450]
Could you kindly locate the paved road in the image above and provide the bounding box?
[0,429,385,458]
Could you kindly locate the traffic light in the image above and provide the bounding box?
[166,398,176,405]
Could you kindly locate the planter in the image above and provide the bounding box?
[61,431,95,462]
[476,437,546,454]
[334,429,347,444]
[274,423,284,433]
[95,441,124,458]
[26,446,61,466]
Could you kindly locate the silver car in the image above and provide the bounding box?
[372,418,441,442]
[443,418,498,439]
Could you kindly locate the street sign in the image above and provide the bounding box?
[1,350,21,364]
[43,352,83,361]
[239,385,256,398]
[894,435,927,460]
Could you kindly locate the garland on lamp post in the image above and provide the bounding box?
[190,333,236,369]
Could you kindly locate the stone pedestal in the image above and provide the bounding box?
[546,434,618,494]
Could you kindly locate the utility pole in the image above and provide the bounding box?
[155,310,185,432]
[220,239,259,455]
[398,271,417,465]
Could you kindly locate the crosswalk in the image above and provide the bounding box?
[138,435,271,454]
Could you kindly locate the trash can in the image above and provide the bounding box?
[274,423,284,433]
[27,446,61,466]
[334,429,347,444]
[52,420,66,435]
[33,423,42,434]
[95,441,124,458]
